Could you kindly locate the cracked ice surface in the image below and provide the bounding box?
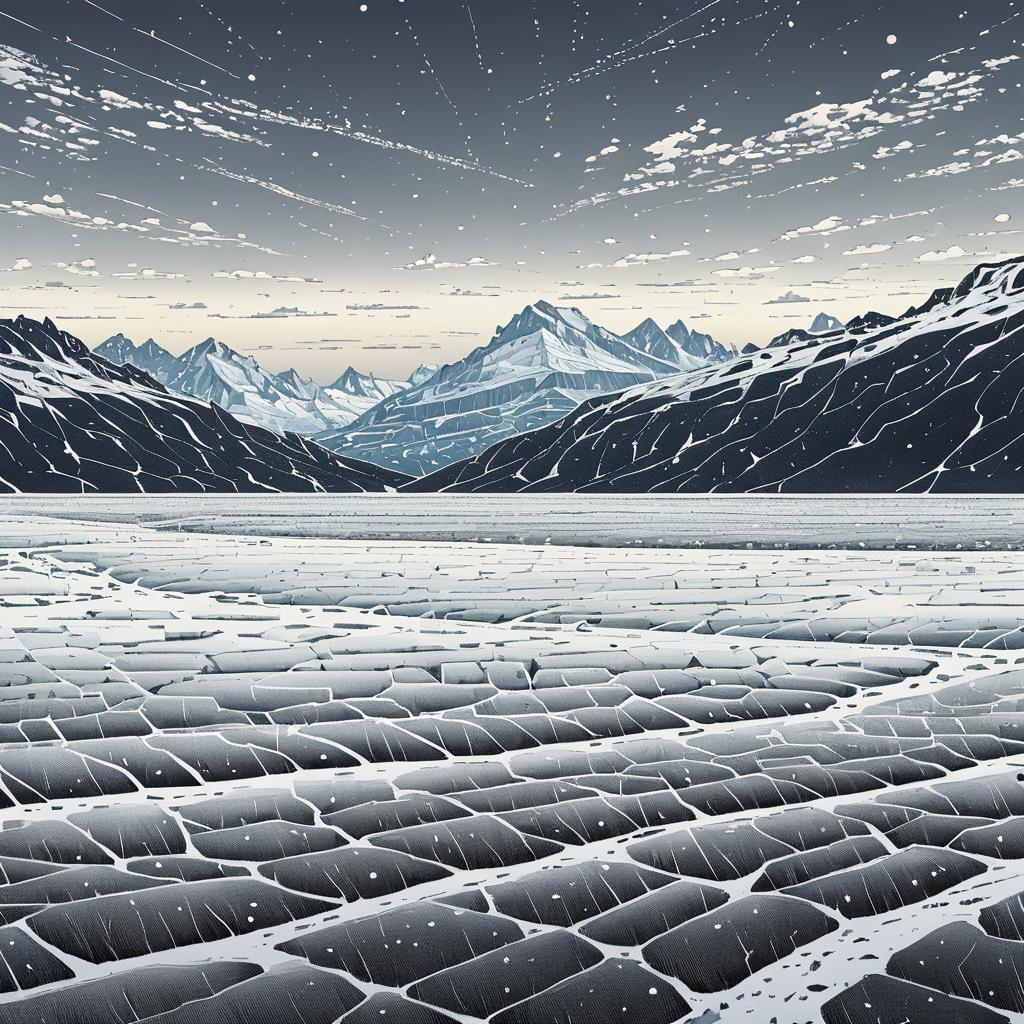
[2,512,1024,1022]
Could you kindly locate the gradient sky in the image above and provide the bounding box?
[1,0,1022,381]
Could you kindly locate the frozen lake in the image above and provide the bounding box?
[3,507,1024,1022]
[2,493,1023,549]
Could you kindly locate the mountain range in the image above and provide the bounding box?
[412,257,1024,493]
[95,334,419,437]
[318,301,738,475]
[92,306,739,477]
[0,317,407,493]
[9,256,1021,495]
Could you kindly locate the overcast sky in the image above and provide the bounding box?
[1,0,1022,380]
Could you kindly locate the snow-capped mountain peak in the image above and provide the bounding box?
[275,367,323,400]
[95,333,410,436]
[0,316,406,493]
[411,255,1024,494]
[94,333,176,381]
[809,312,844,334]
[407,364,438,386]
[664,319,737,362]
[324,366,409,408]
[320,298,735,476]
[96,332,137,365]
[329,366,389,397]
[623,317,717,373]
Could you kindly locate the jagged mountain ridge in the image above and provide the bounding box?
[666,318,738,361]
[320,300,736,476]
[620,318,733,374]
[409,257,1024,494]
[95,334,413,436]
[327,365,409,403]
[0,316,408,493]
[766,311,847,350]
[406,363,439,386]
[809,311,845,334]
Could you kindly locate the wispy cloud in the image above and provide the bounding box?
[214,269,323,282]
[346,303,423,311]
[843,243,892,256]
[398,254,496,270]
[712,265,781,279]
[764,290,811,304]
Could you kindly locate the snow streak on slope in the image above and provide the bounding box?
[95,334,411,435]
[322,300,735,476]
[412,257,1024,493]
[0,316,409,493]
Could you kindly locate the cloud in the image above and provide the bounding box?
[989,177,1024,190]
[5,41,520,189]
[635,279,700,287]
[642,119,712,159]
[51,314,124,321]
[99,88,144,110]
[764,290,811,304]
[112,268,186,280]
[779,216,849,241]
[905,161,972,179]
[915,245,968,262]
[250,306,336,318]
[169,301,207,310]
[984,149,1024,166]
[4,257,31,271]
[698,248,761,264]
[3,195,280,255]
[790,255,817,264]
[213,269,323,282]
[572,58,1009,214]
[557,293,619,300]
[917,70,958,89]
[611,248,690,268]
[55,258,100,277]
[712,265,781,278]
[345,303,422,311]
[872,140,916,160]
[903,140,1024,182]
[843,243,892,256]
[584,141,620,163]
[399,254,495,270]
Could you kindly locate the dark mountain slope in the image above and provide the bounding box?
[0,316,408,493]
[409,257,1024,494]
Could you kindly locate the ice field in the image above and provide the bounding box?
[1,502,1024,1023]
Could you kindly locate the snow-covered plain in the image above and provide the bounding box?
[1,510,1024,1023]
[1,493,1024,549]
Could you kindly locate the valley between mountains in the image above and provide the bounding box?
[3,256,1024,493]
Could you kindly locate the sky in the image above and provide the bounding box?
[1,0,1023,382]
